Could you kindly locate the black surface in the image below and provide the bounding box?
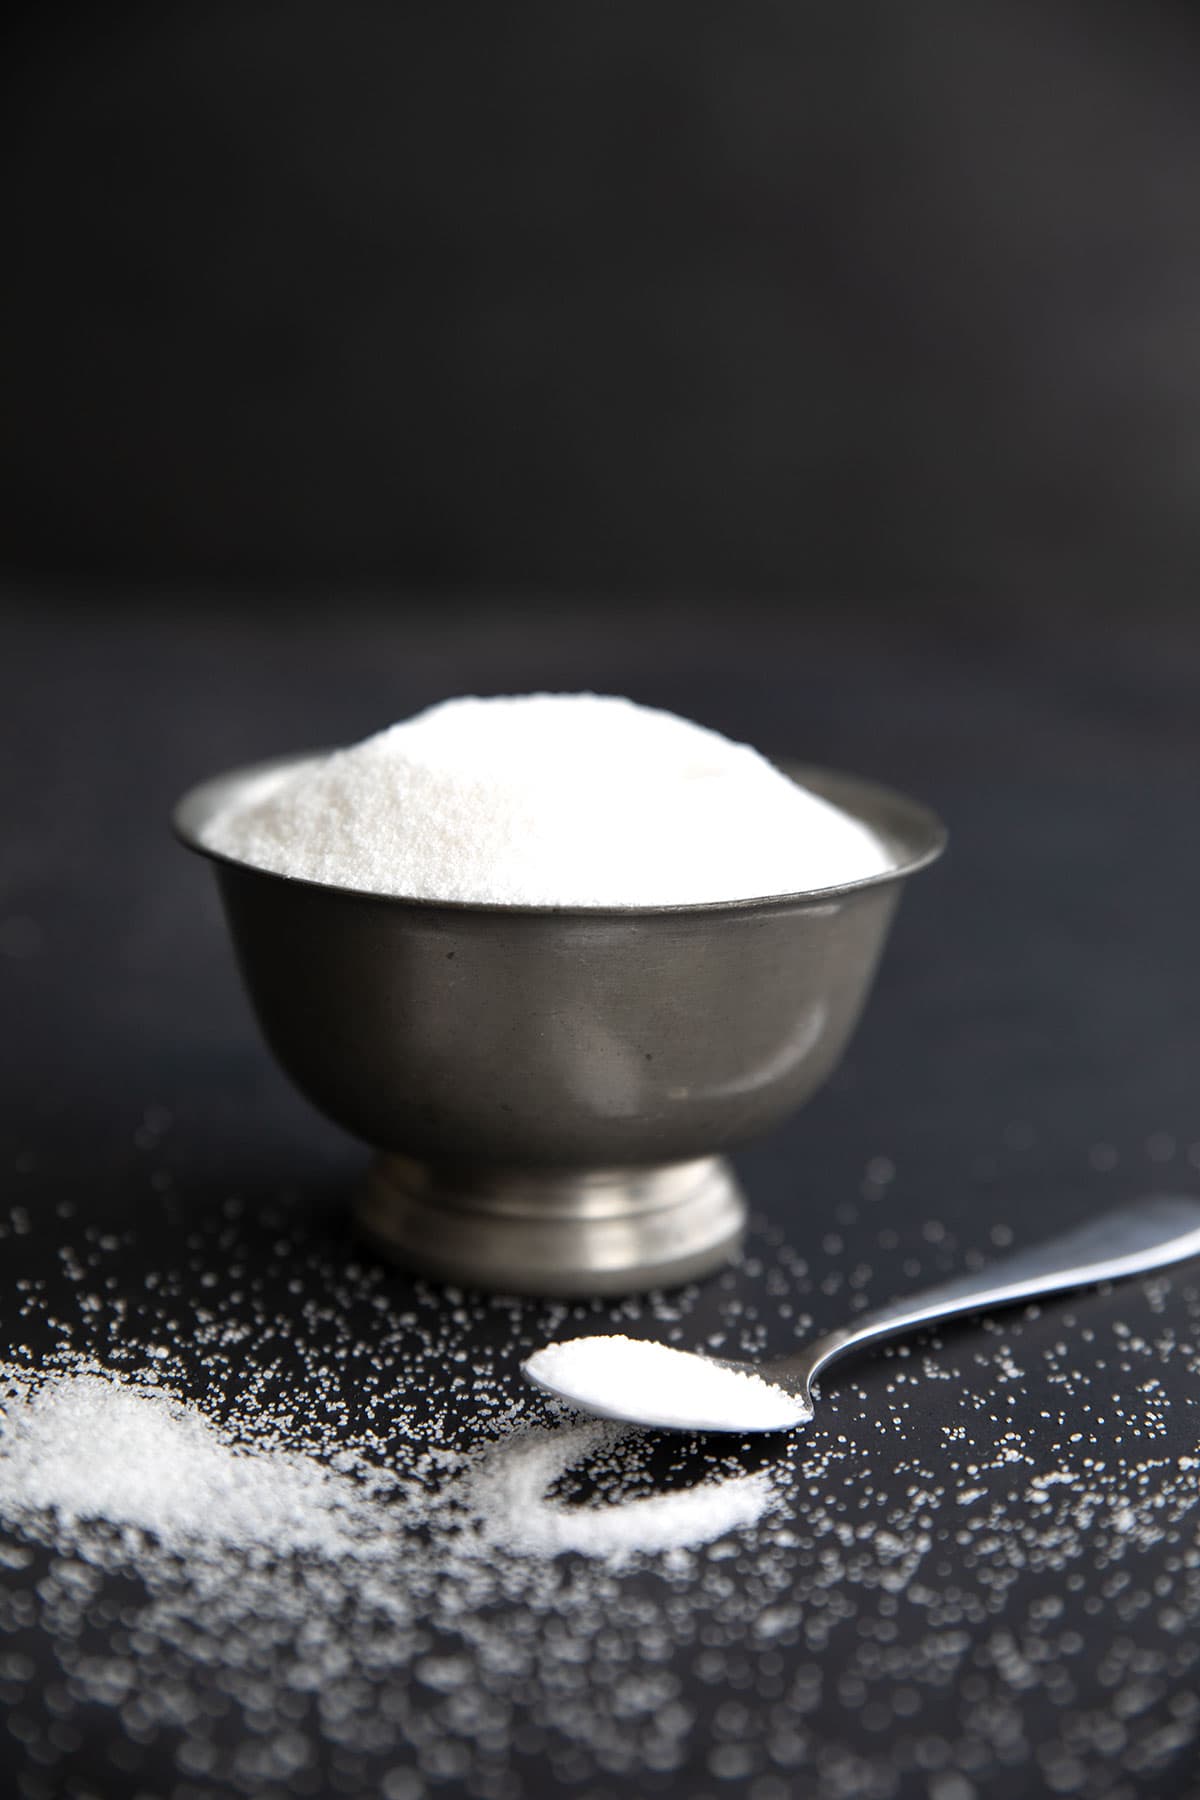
[3,591,1200,1800]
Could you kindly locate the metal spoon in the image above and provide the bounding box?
[522,1196,1200,1433]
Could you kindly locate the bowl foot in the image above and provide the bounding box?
[355,1153,746,1296]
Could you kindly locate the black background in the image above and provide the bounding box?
[4,1,1200,597]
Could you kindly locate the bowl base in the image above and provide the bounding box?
[355,1153,747,1296]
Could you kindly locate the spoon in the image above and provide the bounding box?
[522,1195,1200,1433]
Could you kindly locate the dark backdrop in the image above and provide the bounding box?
[4,1,1200,599]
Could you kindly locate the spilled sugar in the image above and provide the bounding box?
[523,1332,811,1432]
[200,692,893,904]
[4,1142,1200,1797]
[0,1362,779,1567]
[465,1424,776,1559]
[0,1367,391,1559]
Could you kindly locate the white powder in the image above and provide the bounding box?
[467,1422,778,1558]
[201,693,891,905]
[0,1359,777,1566]
[6,1151,1200,1795]
[0,1366,390,1559]
[524,1333,811,1432]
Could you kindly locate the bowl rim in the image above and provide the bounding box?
[172,749,947,918]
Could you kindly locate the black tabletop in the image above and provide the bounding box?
[3,590,1200,1800]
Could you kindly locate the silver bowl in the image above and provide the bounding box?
[174,756,945,1295]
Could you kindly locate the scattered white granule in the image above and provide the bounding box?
[201,693,891,905]
[0,1359,778,1565]
[467,1423,778,1560]
[523,1334,811,1432]
[0,1367,387,1559]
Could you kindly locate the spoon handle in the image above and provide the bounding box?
[795,1195,1200,1387]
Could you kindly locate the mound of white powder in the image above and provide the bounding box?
[0,1366,388,1558]
[201,693,891,905]
[523,1334,812,1433]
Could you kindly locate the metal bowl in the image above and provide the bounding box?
[174,755,945,1295]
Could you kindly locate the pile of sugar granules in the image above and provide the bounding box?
[200,693,892,904]
[3,1152,1200,1800]
[523,1332,812,1431]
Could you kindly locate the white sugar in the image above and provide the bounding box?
[468,1422,778,1558]
[523,1333,811,1432]
[0,1366,388,1559]
[201,693,891,905]
[0,1358,778,1567]
[6,1153,1200,1795]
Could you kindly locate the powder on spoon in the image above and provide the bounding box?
[201,693,891,905]
[523,1334,812,1433]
